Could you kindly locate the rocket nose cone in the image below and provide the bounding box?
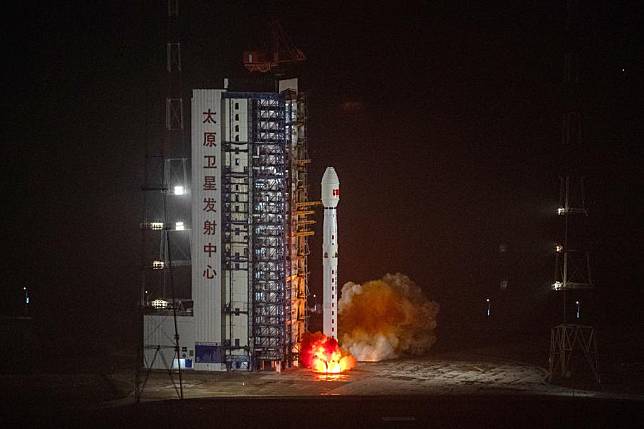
[321,167,340,207]
[322,167,339,186]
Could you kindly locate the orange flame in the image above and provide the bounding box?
[300,332,356,374]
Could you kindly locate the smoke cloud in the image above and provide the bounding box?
[338,273,439,361]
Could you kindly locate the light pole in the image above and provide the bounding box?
[23,286,30,316]
[575,300,581,320]
[486,298,491,318]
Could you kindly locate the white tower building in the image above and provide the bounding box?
[143,82,305,372]
[321,167,340,339]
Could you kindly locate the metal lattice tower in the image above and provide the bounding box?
[218,88,308,371]
[136,0,188,400]
[250,94,288,367]
[553,177,593,308]
[140,0,190,308]
[284,87,316,365]
[548,0,598,384]
[549,324,600,383]
[551,0,594,321]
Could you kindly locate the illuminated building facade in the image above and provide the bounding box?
[142,79,311,372]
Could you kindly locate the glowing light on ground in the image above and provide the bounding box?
[300,332,356,375]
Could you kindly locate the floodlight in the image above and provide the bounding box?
[152,299,168,309]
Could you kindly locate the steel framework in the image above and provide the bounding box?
[249,94,288,367]
[548,0,598,385]
[221,95,252,369]
[553,177,593,299]
[548,324,600,383]
[551,0,594,319]
[136,0,187,400]
[284,89,315,364]
[219,88,310,370]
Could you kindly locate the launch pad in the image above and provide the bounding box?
[6,345,644,427]
[119,355,622,402]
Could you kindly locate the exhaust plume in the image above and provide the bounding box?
[300,331,356,373]
[338,273,439,361]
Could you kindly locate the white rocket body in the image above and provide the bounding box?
[322,167,340,339]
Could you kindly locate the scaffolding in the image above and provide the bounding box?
[284,89,315,365]
[219,88,310,370]
[221,95,252,370]
[249,94,288,367]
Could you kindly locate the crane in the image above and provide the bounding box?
[243,19,305,73]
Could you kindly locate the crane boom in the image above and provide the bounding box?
[243,19,305,73]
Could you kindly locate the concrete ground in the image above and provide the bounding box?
[118,353,641,402]
[4,351,643,428]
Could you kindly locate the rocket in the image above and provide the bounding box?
[321,167,340,339]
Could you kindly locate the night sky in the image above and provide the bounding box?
[4,1,642,357]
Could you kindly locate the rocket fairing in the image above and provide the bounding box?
[322,167,340,339]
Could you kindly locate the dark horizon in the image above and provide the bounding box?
[3,1,642,357]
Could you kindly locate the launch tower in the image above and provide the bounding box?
[138,10,311,374]
[141,78,311,372]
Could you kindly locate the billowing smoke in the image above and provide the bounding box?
[338,273,439,361]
